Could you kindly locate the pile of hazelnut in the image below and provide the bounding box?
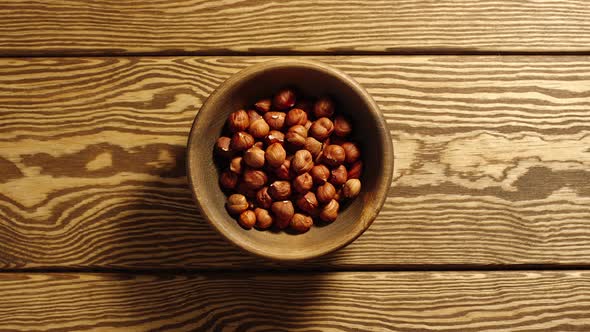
[214,88,362,233]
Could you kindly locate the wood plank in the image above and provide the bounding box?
[1,271,589,331]
[1,0,590,55]
[1,56,590,269]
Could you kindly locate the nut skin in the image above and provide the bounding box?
[296,191,319,215]
[269,180,292,200]
[290,213,313,233]
[333,115,352,137]
[319,199,339,223]
[291,149,314,174]
[242,169,268,190]
[348,161,363,179]
[343,179,361,199]
[228,110,250,133]
[238,210,257,229]
[274,159,291,180]
[273,88,296,110]
[230,156,243,174]
[220,170,238,190]
[310,164,330,184]
[230,131,255,151]
[254,208,274,229]
[271,200,294,229]
[330,165,348,186]
[249,118,270,139]
[341,142,361,164]
[316,182,336,204]
[255,98,271,113]
[226,194,249,215]
[265,130,285,146]
[256,187,273,209]
[264,112,286,130]
[285,108,308,127]
[215,136,233,158]
[304,137,323,158]
[322,144,346,167]
[313,97,335,118]
[247,109,263,123]
[293,172,313,193]
[265,142,286,168]
[309,117,334,141]
[243,146,266,168]
[285,124,308,148]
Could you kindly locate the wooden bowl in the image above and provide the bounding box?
[187,59,393,261]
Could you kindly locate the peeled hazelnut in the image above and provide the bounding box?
[316,182,336,203]
[271,200,294,229]
[230,156,243,174]
[256,187,273,209]
[322,144,346,167]
[330,165,348,186]
[296,191,319,215]
[348,161,363,179]
[285,108,308,127]
[265,130,285,146]
[342,142,361,164]
[285,125,308,147]
[309,117,334,141]
[313,96,335,118]
[230,131,255,151]
[243,146,265,168]
[293,172,313,193]
[319,199,339,223]
[343,179,361,199]
[291,150,314,174]
[255,98,271,113]
[334,115,352,137]
[273,88,296,110]
[226,194,249,215]
[228,110,250,133]
[249,118,270,139]
[269,181,292,200]
[304,137,322,158]
[247,109,263,123]
[264,112,286,130]
[242,169,267,190]
[238,210,257,229]
[310,164,330,184]
[215,136,233,158]
[220,170,238,190]
[254,208,274,229]
[274,159,291,180]
[290,213,313,233]
[265,142,286,168]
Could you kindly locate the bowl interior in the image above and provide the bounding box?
[188,60,392,260]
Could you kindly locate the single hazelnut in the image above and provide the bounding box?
[290,213,313,233]
[226,194,249,215]
[269,181,292,200]
[230,131,255,151]
[265,130,285,146]
[333,115,352,137]
[243,146,265,168]
[264,112,286,130]
[215,136,233,158]
[291,149,314,174]
[247,109,262,123]
[304,137,322,158]
[265,142,286,168]
[274,159,291,180]
[309,117,334,141]
[296,191,319,215]
[220,170,238,190]
[330,165,348,186]
[285,124,308,147]
[348,161,363,179]
[316,182,336,203]
[341,142,361,164]
[273,88,296,110]
[230,156,243,174]
[343,179,361,199]
[285,108,308,127]
[238,210,257,229]
[293,172,313,193]
[255,98,271,113]
[313,96,335,118]
[319,199,339,223]
[228,110,250,133]
[242,169,267,190]
[322,144,345,167]
[271,200,294,229]
[256,187,273,209]
[249,118,270,139]
[254,208,274,229]
[310,164,330,184]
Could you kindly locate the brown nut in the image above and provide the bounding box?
[254,208,274,229]
[293,172,313,193]
[319,199,339,223]
[330,165,348,186]
[242,169,267,190]
[269,181,292,200]
[285,108,308,127]
[309,117,334,141]
[334,115,352,137]
[285,124,308,147]
[220,170,238,190]
[348,161,363,179]
[273,88,296,110]
[313,96,335,118]
[290,213,313,233]
[256,186,273,209]
[230,156,243,174]
[230,131,255,151]
[226,194,249,215]
[264,112,286,130]
[247,109,263,123]
[243,146,265,168]
[238,210,257,229]
[343,179,361,199]
[316,182,336,203]
[310,164,330,184]
[215,136,233,158]
[341,142,361,164]
[304,137,323,158]
[265,130,285,146]
[249,118,270,139]
[322,144,346,167]
[291,149,314,174]
[255,98,271,113]
[296,191,319,215]
[271,200,294,229]
[228,110,250,133]
[274,159,291,180]
[265,142,286,168]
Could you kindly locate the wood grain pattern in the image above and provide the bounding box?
[2,0,590,55]
[1,56,590,269]
[0,271,589,331]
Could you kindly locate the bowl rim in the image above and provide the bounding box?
[187,58,394,261]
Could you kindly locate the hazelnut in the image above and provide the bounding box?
[271,200,294,229]
[322,144,345,167]
[343,179,361,199]
[333,115,352,137]
[304,137,322,158]
[255,98,271,113]
[265,143,286,168]
[285,125,308,147]
[254,208,274,229]
[230,131,255,151]
[285,108,308,127]
[296,191,319,215]
[330,165,348,186]
[247,109,262,123]
[249,118,270,138]
[342,142,361,164]
[274,159,291,180]
[348,161,363,179]
[290,213,313,233]
[269,181,292,200]
[226,194,249,215]
[291,150,314,174]
[230,156,243,174]
[310,164,330,184]
[313,96,335,118]
[319,199,339,223]
[220,170,238,190]
[256,187,273,209]
[242,169,267,190]
[316,182,336,203]
[265,130,285,146]
[264,112,286,130]
[309,117,334,141]
[293,172,313,193]
[215,136,233,158]
[238,210,257,229]
[273,88,296,110]
[243,146,265,168]
[228,110,250,133]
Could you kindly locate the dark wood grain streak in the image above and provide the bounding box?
[1,56,590,269]
[1,0,590,55]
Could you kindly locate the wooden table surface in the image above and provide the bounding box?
[1,1,590,331]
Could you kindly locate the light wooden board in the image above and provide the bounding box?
[1,56,590,269]
[1,0,590,55]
